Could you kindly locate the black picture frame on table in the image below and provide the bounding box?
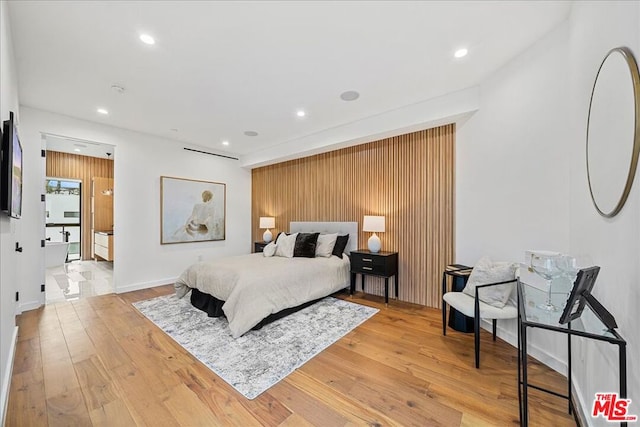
[559,265,618,330]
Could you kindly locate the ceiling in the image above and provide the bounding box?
[44,134,115,160]
[8,1,571,162]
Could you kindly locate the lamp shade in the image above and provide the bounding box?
[259,217,275,229]
[363,216,385,233]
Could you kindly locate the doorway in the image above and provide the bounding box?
[43,134,115,303]
[45,178,81,262]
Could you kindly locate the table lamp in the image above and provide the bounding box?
[363,215,385,253]
[259,217,275,242]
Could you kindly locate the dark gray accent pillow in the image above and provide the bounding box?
[332,234,349,257]
[293,232,320,258]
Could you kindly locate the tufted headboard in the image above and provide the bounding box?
[289,221,358,254]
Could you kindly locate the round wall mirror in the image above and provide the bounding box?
[586,47,640,218]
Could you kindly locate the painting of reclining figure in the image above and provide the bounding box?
[161,176,226,244]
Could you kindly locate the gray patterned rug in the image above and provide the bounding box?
[133,294,378,399]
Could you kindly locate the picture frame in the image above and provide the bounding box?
[558,265,618,330]
[559,266,599,324]
[161,176,226,244]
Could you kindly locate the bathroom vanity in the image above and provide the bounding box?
[94,231,113,262]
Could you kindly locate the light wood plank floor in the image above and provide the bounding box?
[7,285,576,426]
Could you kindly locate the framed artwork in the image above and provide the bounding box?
[161,176,226,244]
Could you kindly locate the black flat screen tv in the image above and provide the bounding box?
[1,111,23,219]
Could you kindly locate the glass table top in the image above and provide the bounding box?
[518,279,621,341]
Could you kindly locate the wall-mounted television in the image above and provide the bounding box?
[1,111,23,219]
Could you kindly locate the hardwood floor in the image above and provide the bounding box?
[7,286,576,426]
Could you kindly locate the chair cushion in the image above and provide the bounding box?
[443,291,517,319]
[462,256,517,308]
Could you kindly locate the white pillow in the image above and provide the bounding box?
[315,233,338,257]
[275,233,298,258]
[262,242,276,257]
[462,256,517,308]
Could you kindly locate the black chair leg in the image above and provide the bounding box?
[442,301,447,336]
[441,273,447,336]
[474,311,480,368]
[492,319,497,341]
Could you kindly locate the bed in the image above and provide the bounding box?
[174,221,358,337]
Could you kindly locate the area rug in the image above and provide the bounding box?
[133,294,378,399]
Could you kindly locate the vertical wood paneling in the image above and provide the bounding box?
[46,151,114,261]
[251,125,455,308]
[93,177,114,231]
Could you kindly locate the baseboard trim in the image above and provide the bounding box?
[1,326,18,426]
[116,277,177,294]
[18,300,41,313]
[571,376,589,426]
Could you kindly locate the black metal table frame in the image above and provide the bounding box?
[517,280,628,426]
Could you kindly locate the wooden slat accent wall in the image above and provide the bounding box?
[92,177,114,232]
[251,125,454,308]
[46,151,114,261]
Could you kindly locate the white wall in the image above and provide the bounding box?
[456,22,571,263]
[19,107,252,303]
[0,0,20,422]
[457,19,572,371]
[568,2,640,425]
[457,2,639,425]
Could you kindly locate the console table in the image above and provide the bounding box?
[517,279,628,426]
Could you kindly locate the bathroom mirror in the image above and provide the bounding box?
[586,47,640,218]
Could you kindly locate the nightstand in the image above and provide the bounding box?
[350,250,399,304]
[254,241,268,253]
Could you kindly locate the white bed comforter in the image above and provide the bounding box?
[174,253,350,337]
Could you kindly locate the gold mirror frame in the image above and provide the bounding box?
[586,46,640,218]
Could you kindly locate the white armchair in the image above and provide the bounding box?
[441,257,518,368]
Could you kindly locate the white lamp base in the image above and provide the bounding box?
[368,233,381,253]
[263,229,273,243]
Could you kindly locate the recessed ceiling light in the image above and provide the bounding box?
[296,110,306,118]
[244,131,258,137]
[73,148,81,152]
[454,48,468,58]
[139,34,155,45]
[97,108,109,115]
[340,91,360,101]
[222,140,229,146]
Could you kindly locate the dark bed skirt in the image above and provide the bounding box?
[190,288,226,317]
[189,288,324,332]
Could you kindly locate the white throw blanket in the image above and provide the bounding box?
[174,253,350,337]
